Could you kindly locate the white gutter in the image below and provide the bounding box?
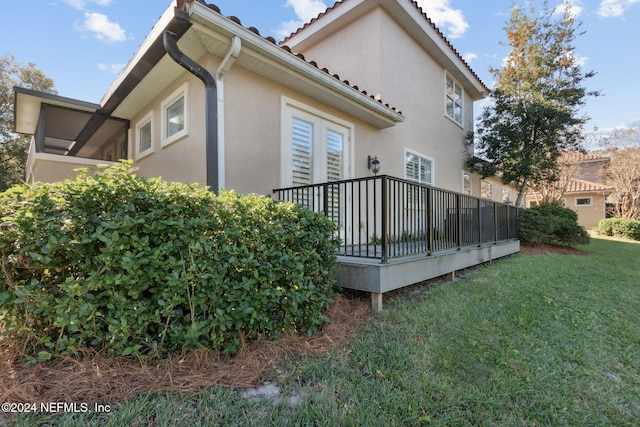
[212,35,241,190]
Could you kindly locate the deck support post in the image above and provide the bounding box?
[371,292,383,312]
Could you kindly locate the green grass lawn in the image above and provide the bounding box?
[11,237,640,426]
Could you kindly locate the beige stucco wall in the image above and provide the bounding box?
[222,64,382,195]
[128,72,208,186]
[125,52,382,196]
[26,153,114,184]
[566,193,607,229]
[286,7,474,195]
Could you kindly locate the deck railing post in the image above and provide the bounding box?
[477,198,482,245]
[427,186,433,255]
[381,176,388,263]
[494,202,498,243]
[322,183,329,217]
[456,193,462,250]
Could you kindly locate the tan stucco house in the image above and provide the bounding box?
[526,152,612,229]
[14,0,519,309]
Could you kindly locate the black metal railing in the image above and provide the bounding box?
[274,175,518,263]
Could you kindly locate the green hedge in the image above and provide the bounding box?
[519,202,590,246]
[0,162,340,359]
[596,218,640,241]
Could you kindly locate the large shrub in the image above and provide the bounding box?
[596,218,640,241]
[0,162,339,358]
[519,202,590,246]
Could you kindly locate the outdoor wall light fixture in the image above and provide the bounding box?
[368,155,381,175]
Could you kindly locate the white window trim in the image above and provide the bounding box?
[161,82,189,148]
[445,72,463,127]
[574,196,592,207]
[280,96,354,187]
[404,148,434,186]
[135,111,154,160]
[462,171,472,195]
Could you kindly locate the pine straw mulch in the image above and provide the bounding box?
[519,242,591,256]
[0,294,371,405]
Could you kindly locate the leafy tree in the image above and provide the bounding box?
[527,152,580,204]
[468,0,600,206]
[602,128,640,219]
[0,53,56,191]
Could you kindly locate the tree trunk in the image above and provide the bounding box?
[515,179,528,207]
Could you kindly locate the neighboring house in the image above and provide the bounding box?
[526,152,612,228]
[14,0,519,309]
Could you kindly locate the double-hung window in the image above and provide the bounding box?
[445,73,463,125]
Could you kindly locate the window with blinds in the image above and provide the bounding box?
[292,118,314,186]
[405,151,433,185]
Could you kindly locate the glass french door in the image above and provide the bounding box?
[289,113,351,241]
[291,117,348,186]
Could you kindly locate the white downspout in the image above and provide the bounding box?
[214,36,241,190]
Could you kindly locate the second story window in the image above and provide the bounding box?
[446,73,463,125]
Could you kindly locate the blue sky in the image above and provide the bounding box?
[2,0,639,134]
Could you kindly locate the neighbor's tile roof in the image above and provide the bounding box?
[565,178,613,194]
[198,2,403,116]
[560,151,610,164]
[280,0,490,94]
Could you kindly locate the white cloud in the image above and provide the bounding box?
[463,52,478,63]
[277,19,307,40]
[98,63,125,74]
[277,0,328,40]
[597,0,640,17]
[77,12,126,43]
[416,0,469,39]
[62,0,111,10]
[286,0,328,22]
[553,0,584,17]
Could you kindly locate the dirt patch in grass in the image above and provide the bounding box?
[0,294,371,405]
[519,242,591,256]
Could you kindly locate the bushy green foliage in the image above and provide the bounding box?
[596,218,640,241]
[519,202,590,246]
[0,162,339,359]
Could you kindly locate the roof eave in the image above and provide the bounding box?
[14,87,100,135]
[188,2,404,129]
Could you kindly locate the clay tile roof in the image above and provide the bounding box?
[280,0,489,94]
[199,1,403,116]
[560,151,610,164]
[565,178,613,194]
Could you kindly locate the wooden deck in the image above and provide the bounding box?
[336,240,520,311]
